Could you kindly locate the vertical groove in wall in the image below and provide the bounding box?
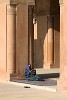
[6,5,7,72]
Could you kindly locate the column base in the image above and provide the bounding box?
[0,72,10,82]
[10,73,18,80]
[10,73,26,80]
[10,72,18,77]
[46,63,55,69]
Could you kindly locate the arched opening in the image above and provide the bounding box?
[34,0,60,69]
[33,0,60,79]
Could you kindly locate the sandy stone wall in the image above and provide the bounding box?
[0,2,8,81]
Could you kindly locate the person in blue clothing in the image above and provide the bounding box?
[25,64,32,78]
[25,64,43,81]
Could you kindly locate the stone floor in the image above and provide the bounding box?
[10,68,59,92]
[0,81,67,100]
[10,78,57,92]
[0,68,67,100]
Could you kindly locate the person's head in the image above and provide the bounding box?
[28,64,31,70]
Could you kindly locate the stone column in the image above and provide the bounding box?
[47,16,54,68]
[7,4,16,75]
[28,6,34,68]
[57,0,67,92]
[16,4,29,78]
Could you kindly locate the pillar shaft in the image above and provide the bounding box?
[57,0,67,92]
[47,16,54,67]
[7,5,16,74]
[16,4,29,78]
[28,6,34,68]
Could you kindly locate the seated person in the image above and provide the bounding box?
[25,64,43,81]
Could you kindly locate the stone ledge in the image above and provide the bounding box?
[0,0,35,5]
[10,0,35,5]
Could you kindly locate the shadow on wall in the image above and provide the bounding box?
[34,16,47,68]
[34,14,60,68]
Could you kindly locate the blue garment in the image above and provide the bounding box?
[25,65,31,78]
[25,65,43,81]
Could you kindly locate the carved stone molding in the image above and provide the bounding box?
[0,0,35,5]
[59,0,63,4]
[17,0,35,5]
[10,0,17,4]
[59,0,64,6]
[10,0,35,5]
[7,5,17,15]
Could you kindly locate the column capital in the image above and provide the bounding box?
[18,0,35,5]
[59,0,64,6]
[0,0,35,5]
[7,4,17,15]
[10,0,35,5]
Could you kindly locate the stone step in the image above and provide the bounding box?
[35,68,60,79]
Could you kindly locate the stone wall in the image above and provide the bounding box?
[0,2,8,81]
